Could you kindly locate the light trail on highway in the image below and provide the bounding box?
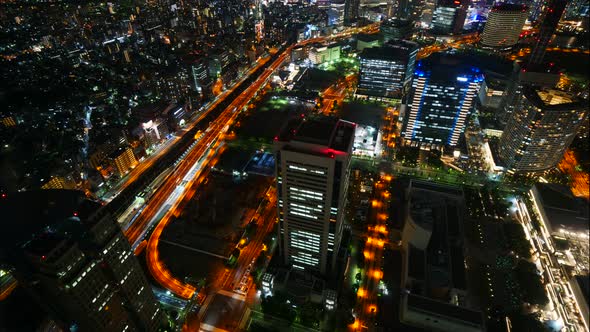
[351,175,391,331]
[134,43,292,301]
[101,57,272,206]
[122,23,380,296]
[122,55,274,245]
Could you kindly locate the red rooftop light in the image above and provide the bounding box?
[73,212,78,217]
[41,255,46,260]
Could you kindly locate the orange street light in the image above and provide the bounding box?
[357,288,366,298]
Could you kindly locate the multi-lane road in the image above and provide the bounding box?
[197,187,278,332]
[121,22,380,291]
[141,47,291,300]
[352,176,391,331]
[100,23,381,330]
[319,73,357,115]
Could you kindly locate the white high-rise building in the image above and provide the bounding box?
[481,4,529,50]
[274,117,355,276]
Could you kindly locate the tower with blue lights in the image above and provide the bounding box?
[402,54,484,147]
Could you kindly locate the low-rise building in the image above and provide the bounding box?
[40,176,77,190]
[400,181,485,332]
[356,33,380,52]
[109,146,138,177]
[308,43,341,64]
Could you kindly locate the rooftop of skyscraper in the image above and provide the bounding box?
[523,86,587,110]
[491,3,529,12]
[276,116,356,153]
[533,183,589,233]
[0,190,101,256]
[359,41,418,62]
[416,53,484,82]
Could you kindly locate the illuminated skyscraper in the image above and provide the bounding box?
[395,0,425,22]
[402,55,483,146]
[344,0,360,25]
[274,117,355,276]
[381,18,414,42]
[357,40,419,99]
[481,4,529,50]
[0,191,163,332]
[498,87,587,173]
[431,0,469,34]
[329,0,346,26]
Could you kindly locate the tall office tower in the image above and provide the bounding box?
[500,60,561,124]
[274,117,355,276]
[381,17,414,42]
[402,55,483,147]
[0,191,163,332]
[498,87,587,173]
[329,0,346,26]
[357,40,419,99]
[254,0,265,42]
[480,4,529,50]
[529,0,567,65]
[396,0,425,22]
[431,0,468,34]
[344,0,360,25]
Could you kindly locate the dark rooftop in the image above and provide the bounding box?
[450,245,466,290]
[357,33,380,43]
[534,183,589,232]
[407,294,484,326]
[294,117,337,145]
[575,275,589,307]
[133,101,169,123]
[278,116,355,153]
[0,190,101,256]
[411,180,463,197]
[492,3,529,11]
[340,101,385,128]
[360,40,418,61]
[408,245,426,280]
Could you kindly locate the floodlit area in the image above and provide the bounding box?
[352,125,382,158]
[554,230,590,276]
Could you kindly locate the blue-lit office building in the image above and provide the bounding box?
[402,55,483,147]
